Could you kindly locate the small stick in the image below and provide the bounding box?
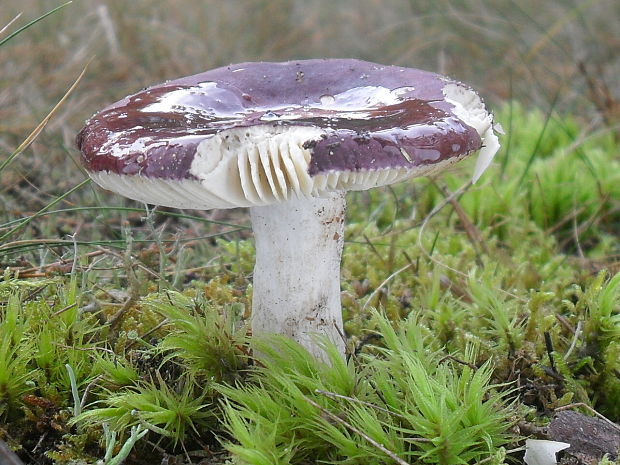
[401,251,417,275]
[126,318,171,349]
[315,389,410,422]
[439,355,478,371]
[555,314,575,335]
[361,262,412,311]
[433,181,489,258]
[53,343,115,356]
[555,402,620,433]
[51,302,77,317]
[572,202,585,259]
[96,247,165,282]
[363,234,387,265]
[417,181,526,303]
[333,321,349,356]
[80,375,103,411]
[563,321,582,360]
[18,250,105,275]
[543,332,558,375]
[23,285,47,302]
[303,396,411,465]
[103,246,141,331]
[32,432,47,454]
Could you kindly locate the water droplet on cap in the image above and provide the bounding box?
[320,94,335,105]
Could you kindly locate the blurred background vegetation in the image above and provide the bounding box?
[1,0,619,210]
[2,1,620,464]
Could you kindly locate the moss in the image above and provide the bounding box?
[2,104,620,462]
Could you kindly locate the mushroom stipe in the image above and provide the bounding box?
[77,59,500,359]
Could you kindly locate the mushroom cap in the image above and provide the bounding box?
[77,59,499,209]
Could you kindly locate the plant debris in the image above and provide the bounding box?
[549,411,620,465]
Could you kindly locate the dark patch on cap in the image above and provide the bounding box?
[305,100,480,174]
[77,59,483,181]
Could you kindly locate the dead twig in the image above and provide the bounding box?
[543,332,559,376]
[125,318,171,349]
[315,389,411,422]
[438,355,478,371]
[555,402,620,434]
[361,262,412,311]
[563,321,582,361]
[578,61,620,131]
[555,314,576,335]
[303,396,411,465]
[18,250,105,275]
[433,181,489,262]
[80,375,103,411]
[96,246,153,331]
[51,302,77,317]
[416,180,526,303]
[362,234,388,266]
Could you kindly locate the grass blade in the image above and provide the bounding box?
[0,58,89,174]
[0,179,90,242]
[0,2,72,48]
[516,88,561,190]
[0,207,250,231]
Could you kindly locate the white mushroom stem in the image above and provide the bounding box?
[249,191,346,358]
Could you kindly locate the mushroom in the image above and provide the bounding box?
[77,59,500,358]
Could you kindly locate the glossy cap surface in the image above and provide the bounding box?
[77,59,497,209]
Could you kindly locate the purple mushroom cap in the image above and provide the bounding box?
[77,59,496,209]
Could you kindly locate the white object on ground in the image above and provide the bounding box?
[524,439,571,465]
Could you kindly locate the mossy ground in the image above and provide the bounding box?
[2,2,620,464]
[1,103,619,464]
